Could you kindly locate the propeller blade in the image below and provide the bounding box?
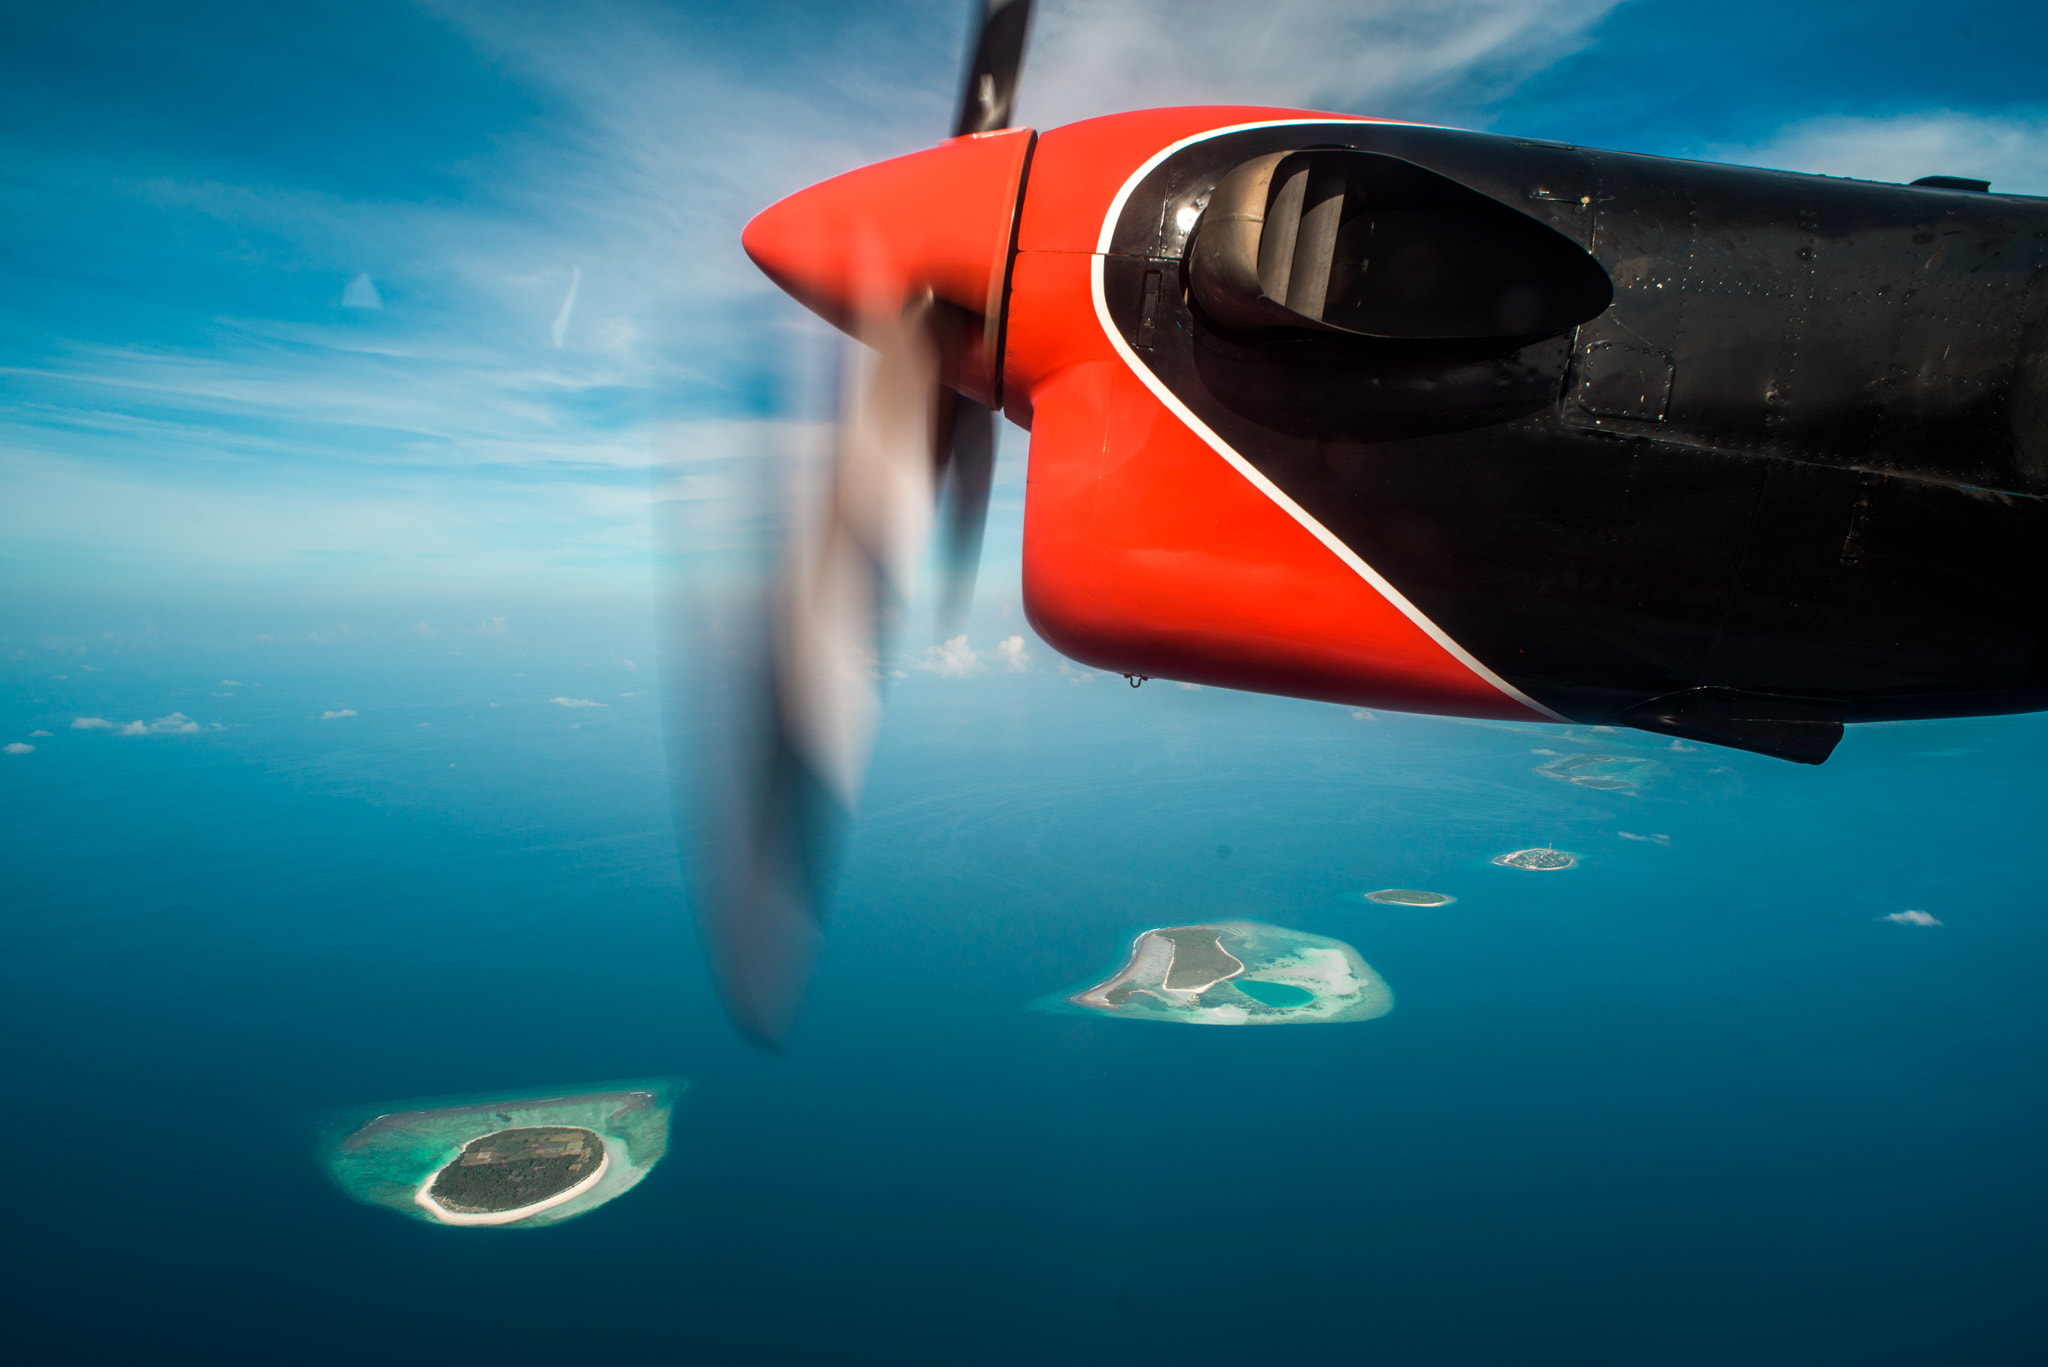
[953,0,1034,137]
[934,391,994,632]
[676,584,833,1050]
[684,0,1036,1045]
[778,300,941,804]
[676,303,945,1047]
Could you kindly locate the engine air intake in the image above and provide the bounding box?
[1187,148,1612,342]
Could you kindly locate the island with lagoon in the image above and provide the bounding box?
[1052,920,1393,1025]
[317,1077,681,1229]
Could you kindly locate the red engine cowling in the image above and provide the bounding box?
[743,107,1557,723]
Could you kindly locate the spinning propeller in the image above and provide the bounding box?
[676,0,1035,1046]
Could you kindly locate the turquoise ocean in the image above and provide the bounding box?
[5,601,2045,1364]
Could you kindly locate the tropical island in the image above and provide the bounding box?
[1060,920,1393,1025]
[317,1077,681,1229]
[1365,888,1456,907]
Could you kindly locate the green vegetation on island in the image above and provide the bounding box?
[1055,920,1393,1025]
[427,1127,604,1215]
[315,1077,681,1229]
[1365,889,1456,906]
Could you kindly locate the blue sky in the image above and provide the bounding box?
[4,0,2046,622]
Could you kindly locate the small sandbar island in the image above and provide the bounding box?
[1493,847,1577,871]
[317,1077,680,1230]
[1366,889,1456,907]
[1063,921,1392,1025]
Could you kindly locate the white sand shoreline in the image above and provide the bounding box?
[414,1133,613,1227]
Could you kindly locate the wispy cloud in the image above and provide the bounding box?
[4,743,33,754]
[1881,909,1943,926]
[71,717,115,730]
[1618,831,1671,846]
[550,265,581,348]
[550,696,604,708]
[1705,110,2048,196]
[320,708,358,720]
[1020,0,1625,127]
[341,272,384,309]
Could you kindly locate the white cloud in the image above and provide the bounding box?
[1881,910,1943,927]
[4,742,33,754]
[1704,111,2048,197]
[995,635,1030,672]
[340,272,383,309]
[917,635,986,678]
[1056,661,1096,685]
[1667,740,1697,752]
[144,712,199,733]
[71,716,114,729]
[1618,831,1671,846]
[412,621,438,636]
[1350,709,1376,721]
[551,696,604,708]
[474,617,508,636]
[618,658,638,672]
[1176,681,1203,691]
[30,729,51,737]
[220,679,241,686]
[320,708,357,720]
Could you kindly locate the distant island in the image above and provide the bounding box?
[317,1078,681,1229]
[1365,889,1456,907]
[1493,847,1576,870]
[1536,753,1660,790]
[1060,920,1393,1025]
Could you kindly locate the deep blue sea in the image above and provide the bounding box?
[6,603,2047,1364]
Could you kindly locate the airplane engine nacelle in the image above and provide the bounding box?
[997,109,1568,722]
